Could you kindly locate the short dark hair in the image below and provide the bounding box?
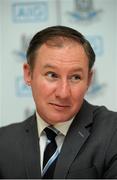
[26,25,95,70]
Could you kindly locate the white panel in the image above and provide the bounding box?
[0,0,117,126]
[0,1,3,126]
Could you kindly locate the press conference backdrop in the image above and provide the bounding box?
[0,0,117,127]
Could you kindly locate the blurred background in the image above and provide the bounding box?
[0,0,117,127]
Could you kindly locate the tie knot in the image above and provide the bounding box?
[44,127,57,141]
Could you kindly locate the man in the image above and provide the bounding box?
[0,26,117,179]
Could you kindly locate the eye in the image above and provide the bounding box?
[70,74,81,82]
[45,71,58,80]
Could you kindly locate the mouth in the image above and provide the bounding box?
[49,103,71,110]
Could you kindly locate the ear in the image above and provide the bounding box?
[23,63,32,86]
[87,70,93,89]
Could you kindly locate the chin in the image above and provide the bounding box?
[43,111,74,124]
[49,117,71,124]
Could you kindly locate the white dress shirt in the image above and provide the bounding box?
[36,112,74,173]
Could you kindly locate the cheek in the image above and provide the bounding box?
[72,85,88,101]
[32,79,56,98]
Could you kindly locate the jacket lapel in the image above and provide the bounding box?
[23,114,41,179]
[54,100,94,179]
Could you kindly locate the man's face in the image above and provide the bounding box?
[23,42,92,124]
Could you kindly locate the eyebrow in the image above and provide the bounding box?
[43,64,83,72]
[43,64,55,69]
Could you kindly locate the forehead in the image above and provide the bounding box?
[34,41,89,71]
[38,40,87,56]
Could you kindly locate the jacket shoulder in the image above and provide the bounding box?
[93,105,117,121]
[0,114,35,140]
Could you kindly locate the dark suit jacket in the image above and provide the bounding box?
[0,100,117,179]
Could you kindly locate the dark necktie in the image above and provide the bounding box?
[42,127,59,179]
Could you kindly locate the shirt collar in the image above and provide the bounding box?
[36,111,74,137]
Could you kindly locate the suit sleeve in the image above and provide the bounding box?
[103,127,117,178]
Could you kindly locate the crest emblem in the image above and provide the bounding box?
[68,0,102,23]
[14,34,30,61]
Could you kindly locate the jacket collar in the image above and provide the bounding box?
[23,114,41,179]
[54,100,94,178]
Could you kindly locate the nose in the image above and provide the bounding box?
[55,79,71,99]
